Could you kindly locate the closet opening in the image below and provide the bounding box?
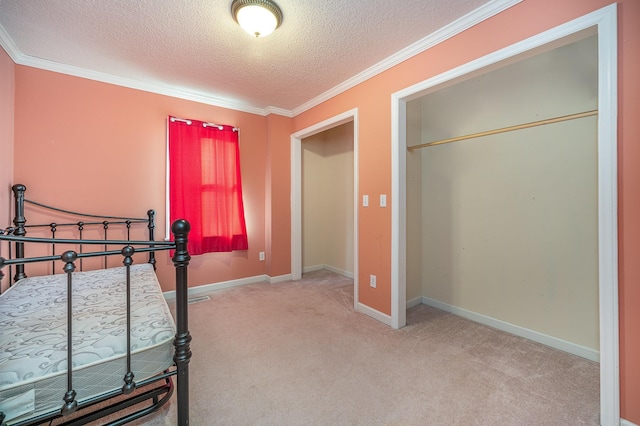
[407,32,599,359]
[392,5,617,425]
[291,109,359,309]
[301,122,354,279]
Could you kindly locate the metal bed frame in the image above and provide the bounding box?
[0,184,192,425]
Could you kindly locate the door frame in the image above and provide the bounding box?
[291,108,359,308]
[391,4,618,424]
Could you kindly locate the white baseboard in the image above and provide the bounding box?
[163,265,351,299]
[163,272,293,300]
[621,419,639,426]
[324,264,354,279]
[406,296,422,309]
[268,274,292,283]
[303,264,354,279]
[163,274,268,300]
[420,296,599,362]
[303,264,324,273]
[357,302,392,327]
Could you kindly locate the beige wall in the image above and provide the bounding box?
[0,47,14,292]
[302,134,325,267]
[302,122,354,275]
[412,35,598,350]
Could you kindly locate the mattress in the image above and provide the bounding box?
[0,263,176,424]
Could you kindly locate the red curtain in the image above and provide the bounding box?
[168,116,248,255]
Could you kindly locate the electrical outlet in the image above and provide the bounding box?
[259,251,265,261]
[370,274,376,288]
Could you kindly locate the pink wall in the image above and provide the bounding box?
[617,0,640,420]
[12,67,273,291]
[0,47,15,292]
[292,0,640,421]
[265,113,293,278]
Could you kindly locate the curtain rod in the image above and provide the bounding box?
[407,109,598,152]
[170,116,239,132]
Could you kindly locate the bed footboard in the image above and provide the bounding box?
[0,184,192,426]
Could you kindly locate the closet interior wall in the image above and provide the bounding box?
[406,34,599,353]
[302,122,355,277]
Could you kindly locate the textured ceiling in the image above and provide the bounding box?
[0,0,508,114]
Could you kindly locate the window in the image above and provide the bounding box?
[167,116,248,255]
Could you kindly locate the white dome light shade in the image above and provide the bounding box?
[231,0,283,38]
[237,5,277,37]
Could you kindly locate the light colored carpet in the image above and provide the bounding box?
[128,269,599,425]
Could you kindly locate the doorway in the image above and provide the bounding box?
[392,5,618,425]
[291,109,359,308]
[408,33,599,358]
[301,122,354,278]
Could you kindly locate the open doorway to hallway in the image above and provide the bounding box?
[291,108,359,308]
[301,122,355,280]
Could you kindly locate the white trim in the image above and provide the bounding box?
[0,2,520,118]
[421,297,599,362]
[15,54,272,117]
[263,106,293,118]
[595,6,620,425]
[406,296,422,309]
[391,4,618,425]
[291,109,359,311]
[621,419,639,426]
[267,274,292,284]
[291,0,522,116]
[163,274,268,300]
[162,273,296,299]
[0,22,20,63]
[303,264,354,279]
[324,264,354,279]
[290,109,359,142]
[303,264,325,274]
[391,96,407,330]
[1,20,275,116]
[357,303,392,327]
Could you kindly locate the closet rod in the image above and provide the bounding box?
[407,109,598,151]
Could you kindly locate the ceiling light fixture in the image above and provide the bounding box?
[231,0,283,38]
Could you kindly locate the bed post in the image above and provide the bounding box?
[147,209,157,269]
[12,184,27,282]
[171,219,191,426]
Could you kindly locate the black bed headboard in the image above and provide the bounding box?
[1,183,158,287]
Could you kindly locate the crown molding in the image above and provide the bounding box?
[0,22,281,117]
[0,0,521,119]
[17,55,273,116]
[0,22,22,63]
[264,105,294,118]
[290,0,522,117]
